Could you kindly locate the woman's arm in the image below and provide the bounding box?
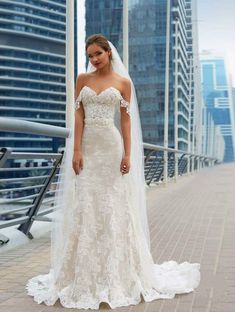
[120,78,131,175]
[74,73,85,152]
[73,74,85,174]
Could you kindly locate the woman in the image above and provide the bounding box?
[26,34,200,310]
[73,39,131,177]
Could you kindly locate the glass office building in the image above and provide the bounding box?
[0,0,66,152]
[85,0,123,58]
[233,88,235,135]
[201,58,235,162]
[86,0,201,152]
[0,0,201,154]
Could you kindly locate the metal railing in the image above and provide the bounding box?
[0,117,218,244]
[143,143,217,185]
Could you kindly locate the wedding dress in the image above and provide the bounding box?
[26,84,200,310]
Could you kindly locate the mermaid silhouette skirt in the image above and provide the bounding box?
[26,87,200,309]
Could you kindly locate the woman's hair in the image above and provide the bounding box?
[85,34,112,59]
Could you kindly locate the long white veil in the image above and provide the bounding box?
[50,40,151,286]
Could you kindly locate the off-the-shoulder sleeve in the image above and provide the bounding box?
[119,95,130,115]
[74,93,82,111]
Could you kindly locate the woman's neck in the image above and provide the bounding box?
[95,62,113,76]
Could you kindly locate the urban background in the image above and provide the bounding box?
[1,0,234,164]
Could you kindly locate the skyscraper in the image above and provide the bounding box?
[85,0,201,153]
[0,0,66,152]
[201,58,235,162]
[85,0,123,55]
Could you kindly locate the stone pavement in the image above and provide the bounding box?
[0,162,234,312]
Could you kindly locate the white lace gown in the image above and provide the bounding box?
[26,86,200,309]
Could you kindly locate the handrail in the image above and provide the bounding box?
[0,117,219,243]
[0,117,70,138]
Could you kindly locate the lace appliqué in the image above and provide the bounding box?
[74,93,82,111]
[26,84,200,310]
[120,98,130,115]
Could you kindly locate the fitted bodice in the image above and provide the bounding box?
[74,86,130,126]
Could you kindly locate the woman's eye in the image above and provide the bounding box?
[88,52,102,58]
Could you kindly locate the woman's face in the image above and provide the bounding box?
[87,43,110,69]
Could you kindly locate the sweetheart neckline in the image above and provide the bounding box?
[81,85,122,97]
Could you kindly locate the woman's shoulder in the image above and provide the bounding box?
[113,72,130,83]
[76,72,93,83]
[122,77,131,90]
[112,73,131,101]
[113,73,131,91]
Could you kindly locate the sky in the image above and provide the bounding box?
[197,0,235,86]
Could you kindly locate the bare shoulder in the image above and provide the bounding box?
[113,72,131,93]
[121,77,131,90]
[114,72,130,85]
[76,73,90,85]
[120,77,131,100]
[117,76,131,102]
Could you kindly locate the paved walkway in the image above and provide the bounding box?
[0,163,234,312]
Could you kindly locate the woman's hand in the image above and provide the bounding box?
[120,156,130,175]
[72,151,84,175]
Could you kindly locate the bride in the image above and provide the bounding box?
[26,34,200,310]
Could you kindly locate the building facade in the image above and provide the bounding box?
[1,0,202,155]
[0,0,66,152]
[85,0,123,57]
[201,58,235,162]
[86,0,201,153]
